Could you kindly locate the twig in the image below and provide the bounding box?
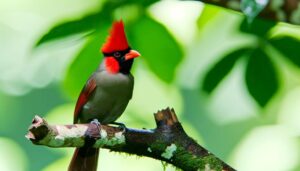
[26,108,236,171]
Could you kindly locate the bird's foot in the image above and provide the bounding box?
[90,119,101,132]
[111,121,127,133]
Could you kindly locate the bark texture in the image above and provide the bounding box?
[26,108,236,171]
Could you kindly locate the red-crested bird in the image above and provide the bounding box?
[68,20,140,171]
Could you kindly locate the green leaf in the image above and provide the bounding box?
[130,15,183,83]
[241,0,268,23]
[197,5,220,30]
[63,27,109,99]
[202,47,252,93]
[245,48,278,107]
[35,0,161,47]
[239,18,275,37]
[269,36,300,67]
[36,11,109,46]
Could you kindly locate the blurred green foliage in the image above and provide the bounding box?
[203,16,300,107]
[2,0,300,171]
[202,47,252,93]
[270,36,300,67]
[245,48,278,106]
[63,30,106,99]
[130,15,183,83]
[240,0,268,23]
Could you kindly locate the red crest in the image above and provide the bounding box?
[101,20,129,54]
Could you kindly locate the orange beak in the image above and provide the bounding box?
[125,50,140,60]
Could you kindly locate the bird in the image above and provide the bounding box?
[68,20,140,171]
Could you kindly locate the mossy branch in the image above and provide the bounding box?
[26,108,235,171]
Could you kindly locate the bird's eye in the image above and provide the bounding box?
[114,52,121,58]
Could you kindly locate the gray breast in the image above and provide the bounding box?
[80,71,134,124]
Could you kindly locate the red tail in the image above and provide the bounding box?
[68,147,99,171]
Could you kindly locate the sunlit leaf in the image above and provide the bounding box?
[130,15,183,83]
[245,48,278,107]
[270,36,300,67]
[36,11,108,46]
[197,5,220,30]
[63,27,108,99]
[202,47,252,93]
[241,0,269,23]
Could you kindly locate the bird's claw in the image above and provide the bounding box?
[111,122,127,133]
[90,119,101,131]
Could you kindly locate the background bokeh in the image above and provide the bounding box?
[1,0,300,170]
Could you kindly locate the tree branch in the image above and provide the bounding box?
[26,108,236,171]
[198,0,300,25]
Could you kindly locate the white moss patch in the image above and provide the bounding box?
[94,131,125,147]
[94,129,109,147]
[147,147,152,153]
[39,131,61,147]
[205,164,213,171]
[54,135,64,141]
[38,125,88,147]
[100,129,107,139]
[56,125,88,146]
[52,135,65,146]
[161,144,177,159]
[196,164,215,171]
[114,132,125,143]
[106,132,125,146]
[56,125,88,138]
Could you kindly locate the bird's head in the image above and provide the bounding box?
[101,20,140,74]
